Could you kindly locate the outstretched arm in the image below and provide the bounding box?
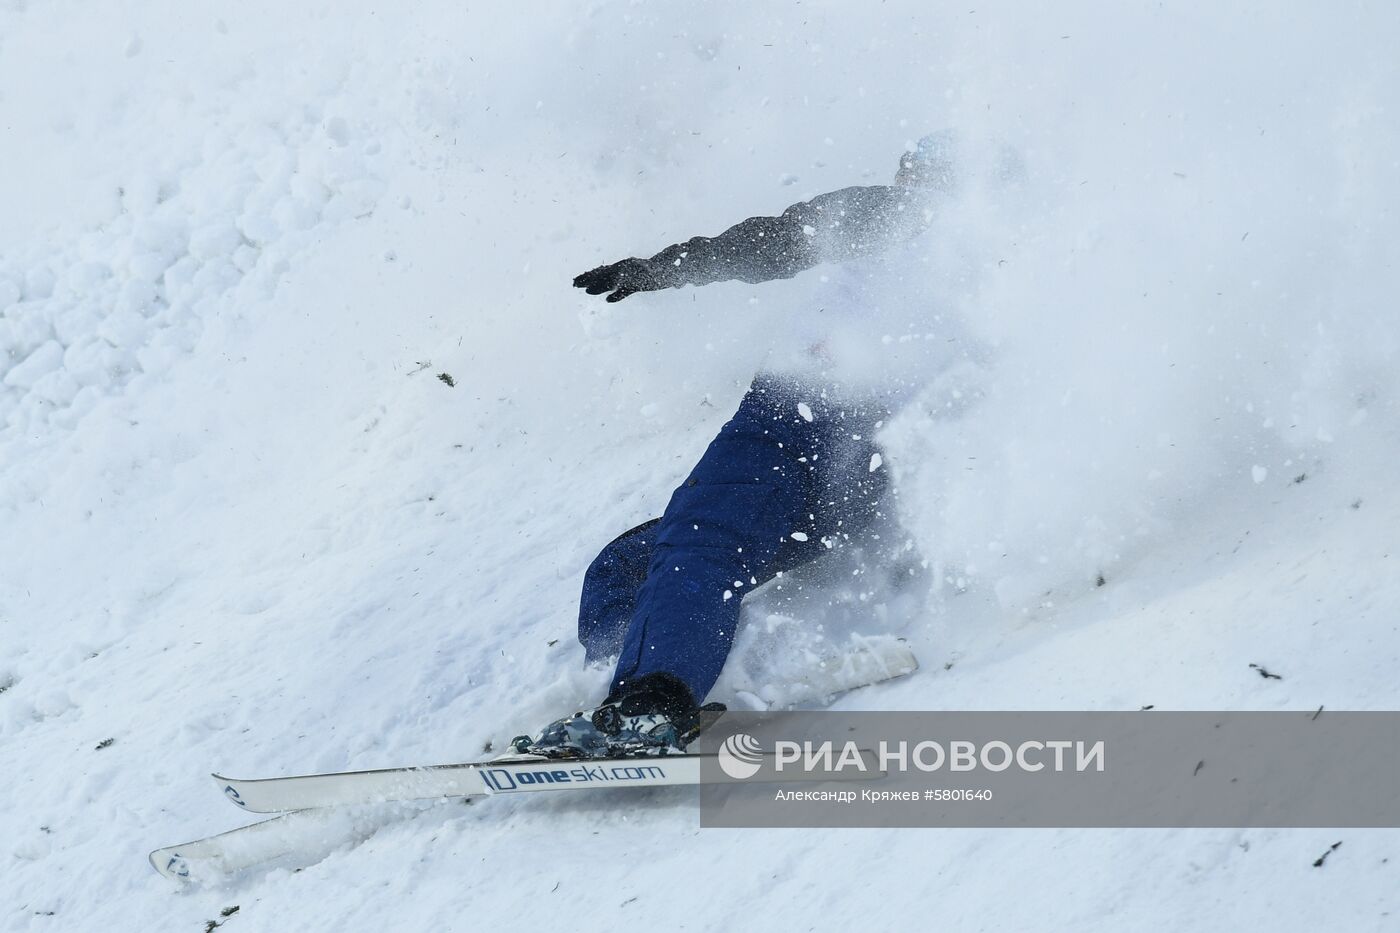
[574,185,924,302]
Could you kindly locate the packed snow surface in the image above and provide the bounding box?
[2,1,1399,930]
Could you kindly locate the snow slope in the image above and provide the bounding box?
[2,1,1399,930]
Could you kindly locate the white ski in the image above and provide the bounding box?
[149,751,875,883]
[717,632,919,709]
[216,753,708,814]
[151,812,302,884]
[150,648,919,883]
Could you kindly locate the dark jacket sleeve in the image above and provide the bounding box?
[643,185,925,289]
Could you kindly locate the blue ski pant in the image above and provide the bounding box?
[577,375,890,702]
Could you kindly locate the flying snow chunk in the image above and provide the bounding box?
[1251,465,1268,484]
[869,453,883,473]
[797,402,814,422]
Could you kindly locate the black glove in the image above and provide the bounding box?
[572,257,668,303]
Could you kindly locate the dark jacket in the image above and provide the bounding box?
[644,185,926,289]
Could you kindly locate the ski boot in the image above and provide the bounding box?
[510,672,726,760]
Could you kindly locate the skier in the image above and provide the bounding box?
[513,133,961,759]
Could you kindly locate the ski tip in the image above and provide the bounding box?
[889,639,920,676]
[211,774,253,810]
[149,846,192,883]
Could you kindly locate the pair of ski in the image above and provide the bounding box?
[150,751,724,882]
[150,642,917,883]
